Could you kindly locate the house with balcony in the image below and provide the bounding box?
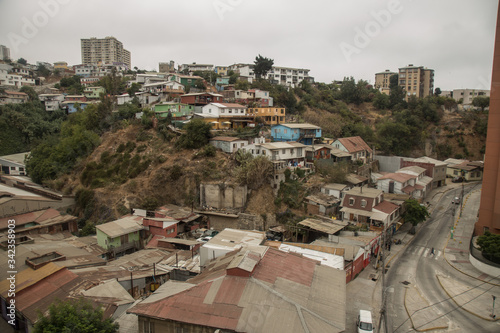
[340,186,400,231]
[181,92,223,106]
[38,93,65,111]
[83,86,106,99]
[247,107,285,125]
[96,215,144,259]
[74,64,98,77]
[169,74,205,88]
[271,123,322,145]
[241,141,308,166]
[80,76,100,87]
[331,136,372,163]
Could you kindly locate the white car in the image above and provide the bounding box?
[453,197,460,205]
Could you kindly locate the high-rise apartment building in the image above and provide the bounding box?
[476,3,500,236]
[0,45,10,61]
[81,36,131,69]
[374,70,397,95]
[398,64,434,100]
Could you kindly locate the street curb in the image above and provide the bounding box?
[403,286,449,332]
[436,275,500,322]
[442,189,500,287]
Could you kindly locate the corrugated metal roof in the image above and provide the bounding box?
[275,123,321,130]
[128,247,346,332]
[298,218,347,235]
[336,136,372,153]
[0,262,63,297]
[96,215,143,238]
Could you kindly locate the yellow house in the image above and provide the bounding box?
[247,107,285,125]
[53,61,68,70]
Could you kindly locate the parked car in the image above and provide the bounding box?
[357,310,374,333]
[452,176,465,183]
[453,196,460,204]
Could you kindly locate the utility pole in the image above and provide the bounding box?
[377,226,389,333]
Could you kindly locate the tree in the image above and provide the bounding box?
[402,199,429,234]
[434,87,442,96]
[176,118,212,149]
[127,82,141,97]
[253,54,274,78]
[19,85,38,101]
[37,64,51,77]
[17,57,27,65]
[476,231,500,264]
[372,92,390,109]
[33,298,118,333]
[194,78,206,90]
[472,96,490,112]
[389,74,406,109]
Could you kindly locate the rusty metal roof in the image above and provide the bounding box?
[0,263,90,324]
[298,218,347,235]
[128,247,346,332]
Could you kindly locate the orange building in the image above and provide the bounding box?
[247,107,285,125]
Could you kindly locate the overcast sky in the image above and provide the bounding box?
[0,0,498,90]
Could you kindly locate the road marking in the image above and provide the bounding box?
[435,250,441,260]
[416,247,424,256]
[423,248,430,257]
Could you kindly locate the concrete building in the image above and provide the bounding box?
[401,156,447,188]
[179,63,214,74]
[228,63,314,87]
[443,88,490,105]
[0,90,28,104]
[0,45,10,60]
[398,64,434,100]
[81,36,131,69]
[209,136,249,153]
[38,93,65,111]
[477,4,500,235]
[374,69,396,94]
[159,61,175,73]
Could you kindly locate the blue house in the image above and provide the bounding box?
[61,101,90,114]
[271,123,322,145]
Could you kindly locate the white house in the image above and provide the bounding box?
[209,137,249,153]
[240,141,307,166]
[199,103,247,118]
[321,183,349,200]
[375,172,419,198]
[396,166,433,198]
[38,94,65,111]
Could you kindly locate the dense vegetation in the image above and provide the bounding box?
[476,231,500,264]
[0,87,66,155]
[33,298,119,333]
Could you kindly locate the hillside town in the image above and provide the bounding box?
[0,32,498,333]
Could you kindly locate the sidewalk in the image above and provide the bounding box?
[382,181,500,330]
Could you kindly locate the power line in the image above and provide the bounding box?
[392,264,500,332]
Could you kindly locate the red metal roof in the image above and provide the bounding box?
[337,136,372,153]
[373,200,399,214]
[128,248,321,330]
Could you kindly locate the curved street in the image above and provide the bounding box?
[347,181,500,333]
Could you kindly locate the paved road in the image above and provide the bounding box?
[384,183,499,332]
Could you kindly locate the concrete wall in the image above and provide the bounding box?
[201,212,275,232]
[200,183,247,209]
[0,197,75,218]
[375,155,403,172]
[469,254,500,277]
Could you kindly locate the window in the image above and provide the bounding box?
[290,149,294,155]
[282,149,286,154]
[10,166,15,170]
[349,198,355,206]
[361,199,367,208]
[284,129,287,134]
